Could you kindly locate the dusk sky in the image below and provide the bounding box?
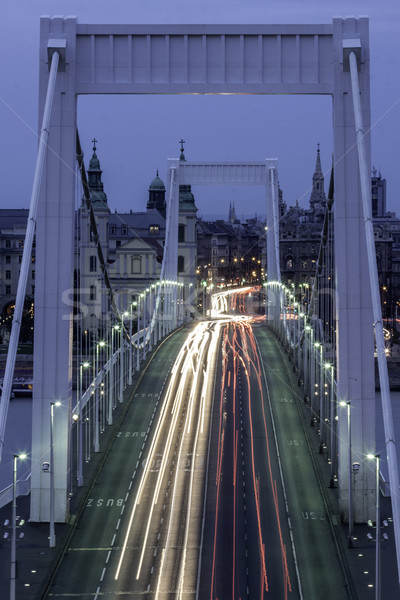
[1,0,399,219]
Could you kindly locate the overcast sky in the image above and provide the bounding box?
[1,0,399,219]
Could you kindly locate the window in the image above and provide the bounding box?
[19,256,22,264]
[302,260,307,269]
[18,240,24,248]
[31,255,35,263]
[311,245,316,255]
[286,257,293,270]
[116,240,121,247]
[121,225,127,235]
[109,225,116,235]
[5,256,10,264]
[131,257,141,274]
[32,270,35,280]
[89,285,96,301]
[149,225,160,236]
[5,270,11,279]
[5,285,11,295]
[178,224,185,243]
[31,285,35,295]
[89,255,97,272]
[5,240,11,248]
[178,255,185,272]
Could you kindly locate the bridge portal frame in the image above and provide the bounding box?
[32,16,374,524]
[163,159,280,312]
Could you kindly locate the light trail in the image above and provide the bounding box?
[155,320,223,598]
[114,284,295,597]
[209,285,294,598]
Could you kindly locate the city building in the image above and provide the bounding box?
[0,145,399,338]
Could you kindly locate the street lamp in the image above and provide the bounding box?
[325,362,337,488]
[77,362,89,486]
[49,401,61,548]
[95,342,105,452]
[339,400,354,547]
[129,302,137,386]
[10,452,27,600]
[367,453,381,600]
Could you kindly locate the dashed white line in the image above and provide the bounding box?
[111,534,116,546]
[116,518,121,530]
[100,567,106,582]
[106,550,111,563]
[120,505,125,515]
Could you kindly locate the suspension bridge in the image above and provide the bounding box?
[0,13,399,599]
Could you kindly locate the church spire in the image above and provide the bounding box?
[315,142,322,174]
[85,140,109,211]
[309,143,326,216]
[229,202,238,224]
[179,138,186,162]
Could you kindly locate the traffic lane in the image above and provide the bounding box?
[241,324,298,598]
[152,322,219,597]
[46,330,186,598]
[255,326,350,600]
[208,320,298,599]
[104,322,216,596]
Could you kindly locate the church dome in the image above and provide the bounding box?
[149,172,165,191]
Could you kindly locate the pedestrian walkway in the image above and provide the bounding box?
[281,342,399,600]
[0,358,147,599]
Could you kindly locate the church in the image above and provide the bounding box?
[77,140,198,333]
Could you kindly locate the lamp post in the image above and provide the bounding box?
[10,453,27,600]
[340,400,354,547]
[78,362,89,486]
[95,342,105,452]
[367,453,381,600]
[325,362,337,488]
[314,342,325,453]
[303,325,312,404]
[129,302,137,386]
[120,315,127,403]
[49,401,61,548]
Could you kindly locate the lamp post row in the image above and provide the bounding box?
[266,280,383,598]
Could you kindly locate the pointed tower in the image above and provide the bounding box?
[79,139,110,334]
[309,143,326,216]
[229,202,238,224]
[85,139,110,212]
[178,139,197,212]
[177,139,198,320]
